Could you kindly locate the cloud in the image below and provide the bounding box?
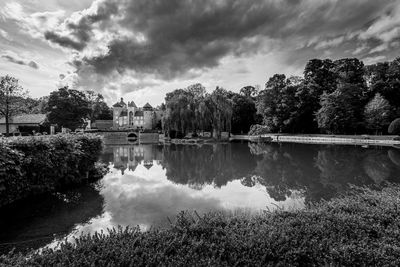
[38,0,399,96]
[315,36,345,50]
[362,55,387,65]
[1,51,39,69]
[0,2,66,39]
[0,29,11,41]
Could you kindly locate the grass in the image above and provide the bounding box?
[2,186,400,266]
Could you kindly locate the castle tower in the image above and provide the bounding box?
[112,98,128,128]
[143,102,154,129]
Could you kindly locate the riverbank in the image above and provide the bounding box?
[2,186,400,266]
[231,133,400,146]
[0,134,105,208]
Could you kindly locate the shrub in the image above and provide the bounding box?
[3,186,400,266]
[388,118,400,135]
[248,124,271,135]
[0,134,104,207]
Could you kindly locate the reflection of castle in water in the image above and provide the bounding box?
[112,145,164,174]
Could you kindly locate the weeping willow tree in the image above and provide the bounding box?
[164,84,233,139]
[202,87,233,139]
[164,84,206,137]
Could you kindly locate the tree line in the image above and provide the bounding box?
[0,78,112,135]
[2,56,400,136]
[164,57,400,137]
[163,84,259,138]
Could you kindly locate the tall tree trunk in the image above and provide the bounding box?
[5,105,9,137]
[5,114,9,136]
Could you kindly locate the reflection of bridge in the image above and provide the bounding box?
[99,131,161,145]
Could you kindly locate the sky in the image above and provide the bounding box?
[1,0,400,106]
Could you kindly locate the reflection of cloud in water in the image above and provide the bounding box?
[48,160,304,247]
[103,163,304,229]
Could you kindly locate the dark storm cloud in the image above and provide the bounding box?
[44,0,119,51]
[1,55,39,69]
[44,31,87,51]
[45,0,399,80]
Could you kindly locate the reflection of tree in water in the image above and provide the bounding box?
[388,149,400,167]
[248,143,400,203]
[103,143,400,205]
[161,143,258,188]
[249,143,320,202]
[0,185,104,254]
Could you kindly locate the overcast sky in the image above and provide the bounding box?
[1,0,400,106]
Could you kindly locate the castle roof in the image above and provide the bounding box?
[143,102,153,110]
[128,101,137,108]
[113,98,126,107]
[120,110,128,116]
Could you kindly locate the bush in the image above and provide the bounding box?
[0,134,104,207]
[248,124,271,135]
[388,118,400,135]
[3,186,400,266]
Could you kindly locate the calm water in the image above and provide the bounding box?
[1,142,400,253]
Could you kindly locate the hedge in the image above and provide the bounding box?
[388,118,400,135]
[248,124,271,135]
[2,186,400,266]
[0,134,104,207]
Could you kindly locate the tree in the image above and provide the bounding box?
[46,87,91,130]
[239,86,258,98]
[84,91,112,121]
[208,87,233,138]
[364,93,392,134]
[256,74,299,133]
[304,59,336,92]
[334,58,365,86]
[316,90,357,134]
[227,92,257,134]
[0,75,28,136]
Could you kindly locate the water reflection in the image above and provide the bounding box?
[1,142,400,253]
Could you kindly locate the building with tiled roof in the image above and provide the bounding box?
[0,114,46,134]
[112,98,163,130]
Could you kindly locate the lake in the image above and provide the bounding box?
[1,142,400,253]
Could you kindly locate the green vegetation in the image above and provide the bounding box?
[2,186,400,266]
[164,84,259,138]
[388,118,400,135]
[46,87,112,131]
[0,75,113,135]
[0,134,104,207]
[164,57,400,137]
[0,75,29,136]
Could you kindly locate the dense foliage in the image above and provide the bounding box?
[0,75,28,136]
[0,134,104,207]
[42,87,112,131]
[163,57,400,136]
[163,84,234,138]
[3,187,400,266]
[248,124,271,135]
[388,118,400,135]
[256,57,400,134]
[164,84,259,138]
[46,87,91,130]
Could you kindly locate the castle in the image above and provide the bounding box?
[112,98,163,130]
